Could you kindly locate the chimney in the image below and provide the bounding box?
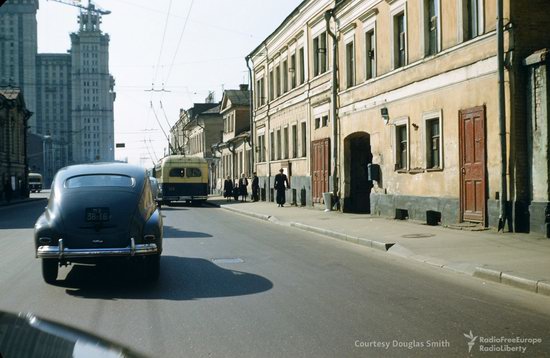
[239,84,249,91]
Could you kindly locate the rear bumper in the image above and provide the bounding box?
[36,238,158,259]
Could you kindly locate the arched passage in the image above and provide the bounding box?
[344,132,373,213]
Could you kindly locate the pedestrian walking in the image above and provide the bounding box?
[238,173,248,202]
[274,168,289,207]
[251,172,259,202]
[3,179,13,204]
[223,176,233,201]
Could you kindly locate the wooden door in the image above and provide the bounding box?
[459,106,486,224]
[311,138,330,203]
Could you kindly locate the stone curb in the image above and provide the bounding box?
[290,222,394,251]
[474,267,550,296]
[212,203,550,298]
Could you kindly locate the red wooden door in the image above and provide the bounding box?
[311,138,330,203]
[459,106,486,224]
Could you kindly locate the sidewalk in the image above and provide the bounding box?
[205,195,550,297]
[0,196,44,208]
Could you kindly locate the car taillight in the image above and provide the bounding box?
[38,237,52,245]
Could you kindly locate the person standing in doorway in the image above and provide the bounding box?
[274,168,289,207]
[251,172,259,202]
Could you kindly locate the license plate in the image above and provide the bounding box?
[85,207,110,222]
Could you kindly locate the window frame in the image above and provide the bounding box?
[364,22,376,81]
[423,0,441,56]
[345,35,356,88]
[423,110,443,170]
[392,117,409,172]
[390,1,408,70]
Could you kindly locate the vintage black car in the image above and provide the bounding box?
[34,163,163,284]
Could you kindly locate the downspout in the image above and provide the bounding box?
[325,8,339,207]
[264,43,272,201]
[246,55,255,176]
[497,0,508,231]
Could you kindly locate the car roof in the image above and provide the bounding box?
[53,163,146,190]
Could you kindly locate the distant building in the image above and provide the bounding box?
[70,8,116,164]
[213,84,251,192]
[0,87,32,201]
[0,0,115,186]
[36,54,72,186]
[0,0,39,125]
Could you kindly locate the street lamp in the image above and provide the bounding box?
[41,135,51,187]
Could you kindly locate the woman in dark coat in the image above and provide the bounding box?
[223,176,233,201]
[238,173,248,202]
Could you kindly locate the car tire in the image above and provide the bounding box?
[42,259,58,284]
[144,254,160,281]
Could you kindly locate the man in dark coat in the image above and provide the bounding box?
[251,172,259,202]
[274,168,289,207]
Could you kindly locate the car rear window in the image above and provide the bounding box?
[65,174,135,188]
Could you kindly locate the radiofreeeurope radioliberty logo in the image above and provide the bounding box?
[463,331,542,354]
[463,331,478,353]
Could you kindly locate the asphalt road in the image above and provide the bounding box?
[1,195,550,357]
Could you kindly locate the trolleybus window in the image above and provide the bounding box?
[187,168,202,177]
[169,168,185,177]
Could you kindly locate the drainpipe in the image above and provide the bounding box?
[497,0,508,231]
[325,8,339,207]
[264,43,273,202]
[246,55,255,176]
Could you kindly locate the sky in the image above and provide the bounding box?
[36,0,302,167]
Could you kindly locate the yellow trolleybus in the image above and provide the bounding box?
[154,155,209,206]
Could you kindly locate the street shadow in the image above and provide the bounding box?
[60,256,273,301]
[0,200,47,229]
[159,206,188,211]
[163,225,212,239]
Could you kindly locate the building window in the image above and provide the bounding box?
[425,0,440,56]
[290,53,296,89]
[315,117,321,129]
[464,0,483,41]
[258,134,265,162]
[394,12,407,68]
[282,59,288,93]
[269,69,274,101]
[365,28,376,80]
[322,115,329,127]
[313,31,327,76]
[283,127,289,159]
[346,40,355,88]
[276,129,282,160]
[299,47,305,84]
[292,124,298,158]
[395,123,408,170]
[424,111,443,169]
[301,122,307,157]
[275,65,281,97]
